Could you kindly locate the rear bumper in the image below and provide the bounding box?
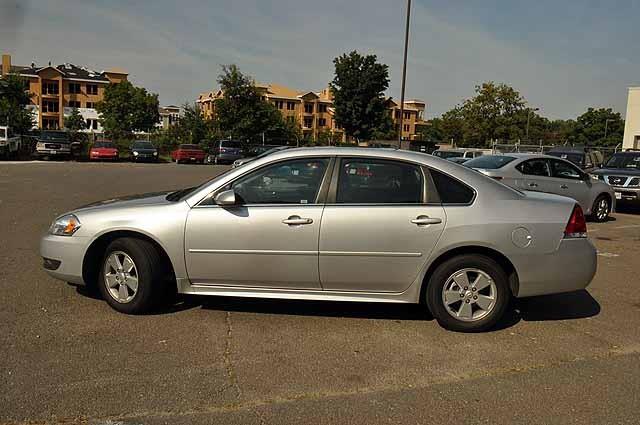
[513,238,597,298]
[40,234,89,285]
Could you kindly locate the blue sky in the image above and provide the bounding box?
[1,0,638,119]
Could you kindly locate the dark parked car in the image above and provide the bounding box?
[206,139,243,164]
[171,144,206,164]
[232,145,290,168]
[130,141,158,162]
[547,147,604,172]
[590,150,640,204]
[34,130,72,159]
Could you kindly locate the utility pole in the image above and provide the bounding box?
[604,118,613,140]
[398,0,412,147]
[525,107,539,141]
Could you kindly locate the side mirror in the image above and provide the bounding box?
[214,189,237,206]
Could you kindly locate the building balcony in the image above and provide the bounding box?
[41,111,60,116]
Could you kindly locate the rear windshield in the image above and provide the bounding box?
[547,151,584,165]
[220,140,241,148]
[605,153,640,169]
[180,144,200,150]
[40,131,69,141]
[464,155,517,169]
[433,150,463,159]
[93,142,115,148]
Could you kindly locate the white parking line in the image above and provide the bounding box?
[597,252,620,258]
[614,224,640,229]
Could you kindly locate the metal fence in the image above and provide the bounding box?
[490,141,623,159]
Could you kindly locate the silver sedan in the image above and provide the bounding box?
[41,148,597,332]
[464,153,615,222]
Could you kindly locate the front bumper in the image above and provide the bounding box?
[40,234,89,285]
[611,185,640,203]
[513,238,597,298]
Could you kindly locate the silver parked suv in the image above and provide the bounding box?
[590,151,640,205]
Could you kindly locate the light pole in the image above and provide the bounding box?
[604,118,613,140]
[398,0,412,146]
[525,107,539,141]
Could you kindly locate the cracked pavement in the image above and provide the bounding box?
[1,162,639,424]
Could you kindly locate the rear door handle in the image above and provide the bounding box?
[560,184,568,189]
[411,216,442,226]
[528,182,538,188]
[282,215,313,225]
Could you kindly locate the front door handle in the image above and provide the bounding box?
[411,216,442,226]
[528,182,538,188]
[282,215,313,225]
[560,184,568,189]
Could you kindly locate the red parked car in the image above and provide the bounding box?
[171,144,206,164]
[89,141,119,161]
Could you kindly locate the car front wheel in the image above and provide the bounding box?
[426,254,510,332]
[591,194,611,222]
[98,237,166,314]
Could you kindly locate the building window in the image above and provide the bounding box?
[318,118,326,127]
[394,110,401,119]
[86,119,99,130]
[304,103,313,114]
[68,100,81,108]
[303,117,313,128]
[274,100,284,109]
[286,116,295,123]
[86,84,98,95]
[42,100,59,113]
[43,118,59,129]
[85,102,95,109]
[43,82,59,95]
[318,104,327,113]
[403,112,411,119]
[287,101,295,110]
[68,82,81,94]
[403,124,410,132]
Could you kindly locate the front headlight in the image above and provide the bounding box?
[49,214,81,236]
[589,174,604,181]
[133,151,139,156]
[153,151,158,156]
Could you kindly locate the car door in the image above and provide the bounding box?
[184,157,333,289]
[514,158,553,192]
[318,157,446,293]
[548,158,591,207]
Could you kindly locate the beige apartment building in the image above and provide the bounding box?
[1,53,127,131]
[197,83,426,142]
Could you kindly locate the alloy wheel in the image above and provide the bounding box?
[596,198,609,221]
[441,268,497,322]
[103,251,139,303]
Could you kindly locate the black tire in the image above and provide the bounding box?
[98,237,167,314]
[590,194,611,223]
[426,254,510,332]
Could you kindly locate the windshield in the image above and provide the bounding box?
[434,150,463,159]
[40,131,69,141]
[464,155,517,169]
[166,167,238,202]
[220,140,241,148]
[605,153,640,169]
[132,141,154,149]
[93,142,115,148]
[0,128,5,139]
[547,151,584,165]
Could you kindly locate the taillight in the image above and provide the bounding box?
[219,148,227,153]
[564,204,587,238]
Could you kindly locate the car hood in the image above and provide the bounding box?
[73,191,174,213]
[591,168,640,176]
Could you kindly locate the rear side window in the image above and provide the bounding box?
[517,159,551,177]
[0,128,5,138]
[430,169,475,205]
[336,158,423,204]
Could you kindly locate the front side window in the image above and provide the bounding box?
[336,159,423,204]
[517,159,550,177]
[231,158,330,205]
[550,159,582,180]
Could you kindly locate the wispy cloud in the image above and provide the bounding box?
[2,0,638,118]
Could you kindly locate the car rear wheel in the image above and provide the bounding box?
[426,254,510,332]
[98,237,166,314]
[591,194,611,222]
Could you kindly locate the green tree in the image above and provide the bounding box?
[439,107,466,145]
[96,81,160,140]
[64,108,87,132]
[371,111,397,141]
[330,51,390,142]
[571,108,624,147]
[214,64,284,142]
[0,74,34,134]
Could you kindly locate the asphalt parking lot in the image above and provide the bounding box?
[1,161,640,425]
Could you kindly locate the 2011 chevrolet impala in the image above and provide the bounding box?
[41,148,597,332]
